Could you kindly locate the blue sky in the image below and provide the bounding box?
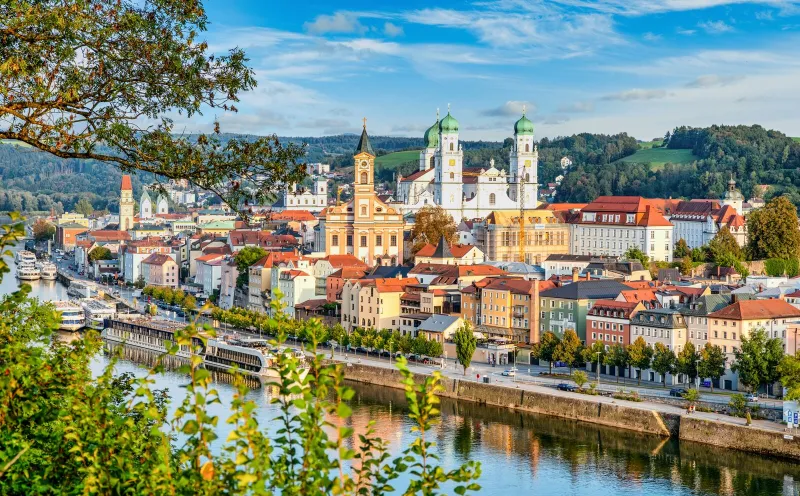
[187,0,800,140]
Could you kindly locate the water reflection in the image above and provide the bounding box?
[89,342,800,496]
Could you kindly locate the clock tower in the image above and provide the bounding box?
[119,174,134,232]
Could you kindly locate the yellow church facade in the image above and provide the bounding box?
[317,122,405,266]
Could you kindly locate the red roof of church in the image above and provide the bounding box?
[121,175,132,191]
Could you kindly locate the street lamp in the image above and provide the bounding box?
[595,351,602,386]
[695,358,701,390]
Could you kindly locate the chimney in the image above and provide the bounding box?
[572,267,579,283]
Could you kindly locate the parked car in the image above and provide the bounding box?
[557,383,577,392]
[501,369,516,377]
[669,388,688,397]
[745,393,759,402]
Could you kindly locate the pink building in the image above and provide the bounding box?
[141,253,179,288]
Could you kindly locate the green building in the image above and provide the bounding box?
[539,280,630,341]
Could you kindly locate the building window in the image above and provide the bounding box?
[346,235,353,247]
[450,143,454,151]
[450,172,454,180]
[390,235,397,246]
[360,172,368,184]
[489,193,496,205]
[332,235,339,246]
[376,235,383,246]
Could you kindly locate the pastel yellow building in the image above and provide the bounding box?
[318,122,405,266]
[474,210,569,265]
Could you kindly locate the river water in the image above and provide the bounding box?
[4,246,800,495]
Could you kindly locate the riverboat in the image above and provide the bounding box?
[82,299,116,330]
[101,317,203,358]
[15,250,37,266]
[39,262,57,281]
[68,280,97,299]
[16,265,41,281]
[204,337,307,377]
[54,301,85,331]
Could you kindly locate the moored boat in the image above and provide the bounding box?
[17,265,41,281]
[15,250,37,266]
[101,316,203,358]
[54,301,85,331]
[40,262,57,280]
[82,299,116,330]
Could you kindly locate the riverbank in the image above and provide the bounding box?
[339,360,800,461]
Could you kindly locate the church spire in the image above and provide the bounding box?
[354,118,375,156]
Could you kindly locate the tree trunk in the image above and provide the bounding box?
[637,369,641,385]
[549,361,552,374]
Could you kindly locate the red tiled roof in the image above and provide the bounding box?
[588,299,641,318]
[121,175,132,191]
[329,267,369,280]
[544,203,587,212]
[708,300,800,320]
[270,210,317,222]
[88,230,131,241]
[323,254,369,268]
[415,243,478,259]
[281,269,309,279]
[400,169,433,182]
[296,298,329,310]
[142,253,174,266]
[360,277,418,292]
[619,289,658,303]
[640,205,672,227]
[196,253,224,263]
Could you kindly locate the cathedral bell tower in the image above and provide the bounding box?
[119,175,135,232]
[509,107,538,209]
[434,105,463,211]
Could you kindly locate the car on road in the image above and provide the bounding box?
[745,393,759,402]
[556,383,577,392]
[669,387,688,397]
[501,368,517,377]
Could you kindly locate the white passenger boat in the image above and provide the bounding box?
[54,301,85,331]
[16,265,41,281]
[15,250,37,266]
[39,262,57,280]
[82,299,116,330]
[204,338,307,378]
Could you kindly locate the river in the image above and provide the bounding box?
[4,246,800,495]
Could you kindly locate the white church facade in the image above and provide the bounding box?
[393,108,539,222]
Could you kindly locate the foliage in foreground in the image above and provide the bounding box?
[0,227,481,494]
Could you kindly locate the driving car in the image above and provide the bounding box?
[501,369,516,377]
[669,387,688,397]
[557,383,577,392]
[745,393,759,402]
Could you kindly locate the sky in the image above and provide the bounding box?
[190,0,800,141]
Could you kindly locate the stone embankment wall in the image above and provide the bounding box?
[340,362,800,461]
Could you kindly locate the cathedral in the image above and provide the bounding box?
[394,107,539,221]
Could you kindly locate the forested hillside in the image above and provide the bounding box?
[556,124,800,203]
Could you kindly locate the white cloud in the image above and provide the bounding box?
[543,0,797,16]
[383,22,404,37]
[685,74,745,87]
[643,32,662,41]
[756,10,775,20]
[602,88,669,101]
[304,12,367,35]
[677,28,697,35]
[480,101,536,117]
[558,101,595,113]
[698,20,735,34]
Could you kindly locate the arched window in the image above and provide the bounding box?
[525,173,530,182]
[449,143,454,151]
[429,156,435,169]
[360,172,367,184]
[525,143,530,152]
[449,172,454,180]
[489,193,496,205]
[360,205,367,216]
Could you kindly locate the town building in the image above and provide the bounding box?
[630,308,688,384]
[316,123,405,265]
[568,196,674,262]
[274,177,328,213]
[121,239,174,283]
[586,300,644,348]
[679,294,730,349]
[470,277,554,344]
[195,253,225,296]
[140,253,178,288]
[669,200,747,249]
[417,315,464,344]
[119,175,135,232]
[413,236,485,265]
[474,210,569,265]
[538,280,631,340]
[340,277,418,332]
[56,223,88,251]
[276,269,316,318]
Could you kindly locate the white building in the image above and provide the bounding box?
[670,180,747,249]
[276,269,316,318]
[156,194,169,215]
[140,190,153,220]
[196,257,223,296]
[393,107,539,221]
[568,196,674,262]
[275,177,328,213]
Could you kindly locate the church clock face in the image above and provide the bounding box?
[360,161,369,169]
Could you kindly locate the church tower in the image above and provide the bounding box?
[509,109,538,210]
[119,175,134,232]
[353,118,376,203]
[140,189,152,219]
[434,106,463,211]
[419,114,439,172]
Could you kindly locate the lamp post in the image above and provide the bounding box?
[595,351,601,386]
[695,358,701,390]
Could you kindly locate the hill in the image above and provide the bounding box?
[615,148,698,170]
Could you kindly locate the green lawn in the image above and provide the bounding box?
[375,150,419,169]
[616,147,698,170]
[637,139,664,149]
[793,137,800,143]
